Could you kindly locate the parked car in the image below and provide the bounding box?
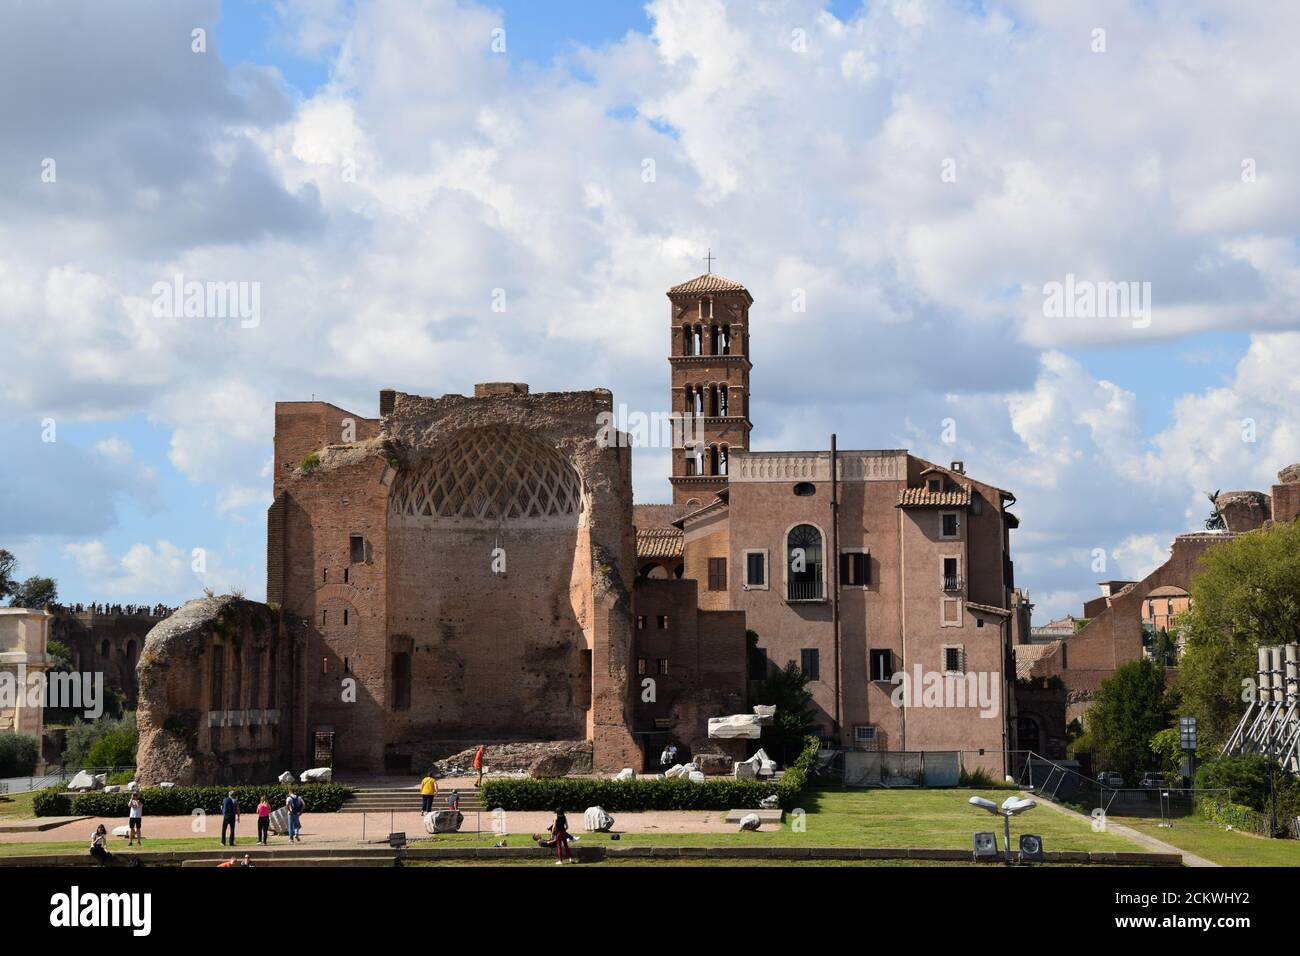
[1139,772,1165,789]
[1096,771,1124,788]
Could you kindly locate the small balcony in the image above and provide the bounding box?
[942,575,963,592]
[786,579,824,602]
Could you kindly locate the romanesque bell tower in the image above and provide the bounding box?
[667,269,753,507]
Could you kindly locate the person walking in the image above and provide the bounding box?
[420,772,439,813]
[90,824,111,865]
[549,808,573,865]
[446,788,460,812]
[659,745,671,768]
[256,795,271,845]
[220,791,240,846]
[285,788,304,842]
[127,792,144,846]
[473,744,485,788]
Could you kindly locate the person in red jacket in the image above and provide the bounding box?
[473,745,485,788]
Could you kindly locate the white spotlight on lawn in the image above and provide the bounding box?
[968,794,1038,864]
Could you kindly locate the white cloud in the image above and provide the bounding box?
[5,0,1300,624]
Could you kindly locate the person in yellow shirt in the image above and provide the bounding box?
[420,773,439,813]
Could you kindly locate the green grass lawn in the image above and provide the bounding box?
[0,792,38,820]
[0,788,1144,859]
[1116,814,1300,867]
[410,787,1142,853]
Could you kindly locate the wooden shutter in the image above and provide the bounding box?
[708,557,727,591]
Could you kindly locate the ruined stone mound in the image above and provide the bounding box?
[135,595,279,786]
[1279,463,1300,485]
[1214,490,1272,532]
[431,740,593,778]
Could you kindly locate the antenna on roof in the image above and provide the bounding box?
[704,248,715,274]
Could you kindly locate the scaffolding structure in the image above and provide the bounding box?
[1222,643,1300,773]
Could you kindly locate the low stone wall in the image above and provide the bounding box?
[0,845,1184,867]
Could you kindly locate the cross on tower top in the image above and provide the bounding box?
[704,248,715,273]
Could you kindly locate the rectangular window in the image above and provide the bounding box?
[707,557,727,591]
[854,725,877,745]
[927,478,942,492]
[657,615,669,629]
[748,645,768,681]
[350,534,365,563]
[943,557,960,591]
[943,646,965,674]
[744,550,767,588]
[941,513,959,538]
[840,551,870,586]
[343,609,349,626]
[800,648,821,681]
[869,648,892,682]
[392,652,412,711]
[343,567,349,584]
[636,615,646,630]
[658,658,669,675]
[636,657,647,676]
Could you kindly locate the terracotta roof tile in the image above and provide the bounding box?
[636,527,683,559]
[668,273,749,295]
[897,487,972,507]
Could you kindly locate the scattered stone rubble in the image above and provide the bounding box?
[584,807,615,832]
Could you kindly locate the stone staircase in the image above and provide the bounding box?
[341,787,485,814]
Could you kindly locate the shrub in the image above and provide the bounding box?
[86,728,138,768]
[300,452,321,474]
[61,712,137,769]
[482,736,820,812]
[33,786,72,816]
[1195,755,1300,819]
[35,783,354,817]
[0,731,40,776]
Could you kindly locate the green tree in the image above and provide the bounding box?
[1088,658,1173,784]
[1178,520,1300,747]
[0,731,40,776]
[752,661,818,764]
[8,575,57,608]
[0,549,16,601]
[62,712,137,768]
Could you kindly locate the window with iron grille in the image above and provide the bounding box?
[943,645,965,674]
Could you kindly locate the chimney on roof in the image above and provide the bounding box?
[950,460,965,474]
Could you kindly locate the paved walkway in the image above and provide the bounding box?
[1033,794,1218,867]
[0,808,738,847]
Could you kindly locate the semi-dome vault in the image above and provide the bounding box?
[388,425,585,524]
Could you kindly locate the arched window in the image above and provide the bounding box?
[682,325,695,355]
[786,524,824,601]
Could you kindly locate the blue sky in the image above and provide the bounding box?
[2,0,1298,623]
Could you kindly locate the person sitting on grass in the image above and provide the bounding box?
[89,824,111,865]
